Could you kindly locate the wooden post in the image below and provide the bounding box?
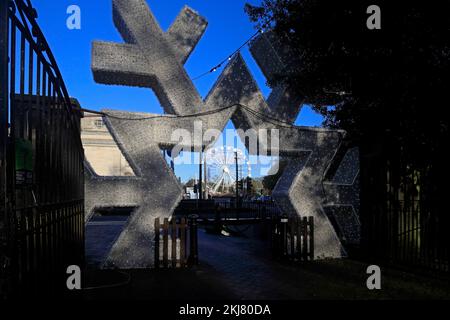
[302,217,308,261]
[309,216,314,260]
[171,219,177,268]
[180,218,186,267]
[188,214,199,266]
[280,214,288,257]
[154,218,160,268]
[163,218,169,268]
[270,216,277,256]
[296,217,302,260]
[290,218,295,258]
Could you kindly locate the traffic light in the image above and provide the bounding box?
[238,180,244,190]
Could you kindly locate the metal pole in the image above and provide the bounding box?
[198,148,203,200]
[0,0,9,298]
[203,153,207,199]
[0,0,9,201]
[280,214,289,257]
[0,3,9,215]
[235,151,239,209]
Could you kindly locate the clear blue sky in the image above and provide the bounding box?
[32,0,324,182]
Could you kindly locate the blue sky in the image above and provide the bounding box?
[32,0,324,182]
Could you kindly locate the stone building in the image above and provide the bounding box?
[81,113,134,176]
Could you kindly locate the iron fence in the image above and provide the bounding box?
[360,136,449,273]
[174,199,283,222]
[1,0,85,296]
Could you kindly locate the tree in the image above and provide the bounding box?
[184,179,196,188]
[250,178,264,195]
[246,0,450,263]
[245,1,449,164]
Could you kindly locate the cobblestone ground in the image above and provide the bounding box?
[86,220,450,300]
[197,228,450,300]
[199,228,299,299]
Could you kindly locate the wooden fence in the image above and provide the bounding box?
[272,216,314,262]
[154,216,198,269]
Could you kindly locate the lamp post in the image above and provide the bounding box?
[199,148,203,201]
[235,151,239,210]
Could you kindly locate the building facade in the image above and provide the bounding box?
[81,113,134,176]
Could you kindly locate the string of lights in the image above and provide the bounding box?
[81,103,298,129]
[239,105,299,129]
[191,29,264,81]
[81,104,238,121]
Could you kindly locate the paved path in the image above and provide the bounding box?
[85,216,128,268]
[85,221,450,300]
[197,228,450,300]
[198,229,298,299]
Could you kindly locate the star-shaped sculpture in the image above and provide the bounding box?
[248,33,360,256]
[85,55,243,268]
[86,0,360,267]
[323,147,361,244]
[92,0,207,115]
[84,127,183,268]
[96,52,349,260]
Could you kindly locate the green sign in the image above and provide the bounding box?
[15,138,33,186]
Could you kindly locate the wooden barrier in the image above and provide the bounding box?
[154,217,193,269]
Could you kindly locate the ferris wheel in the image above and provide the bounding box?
[205,146,249,194]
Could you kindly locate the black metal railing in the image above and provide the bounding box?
[1,0,85,297]
[173,199,283,222]
[360,136,449,273]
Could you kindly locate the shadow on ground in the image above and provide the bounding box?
[84,227,450,300]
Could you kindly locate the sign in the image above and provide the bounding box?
[15,138,33,186]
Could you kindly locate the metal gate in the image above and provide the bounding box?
[360,135,449,273]
[1,0,85,297]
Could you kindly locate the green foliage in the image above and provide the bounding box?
[184,179,196,188]
[245,1,449,164]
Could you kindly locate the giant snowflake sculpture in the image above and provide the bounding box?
[86,0,360,268]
